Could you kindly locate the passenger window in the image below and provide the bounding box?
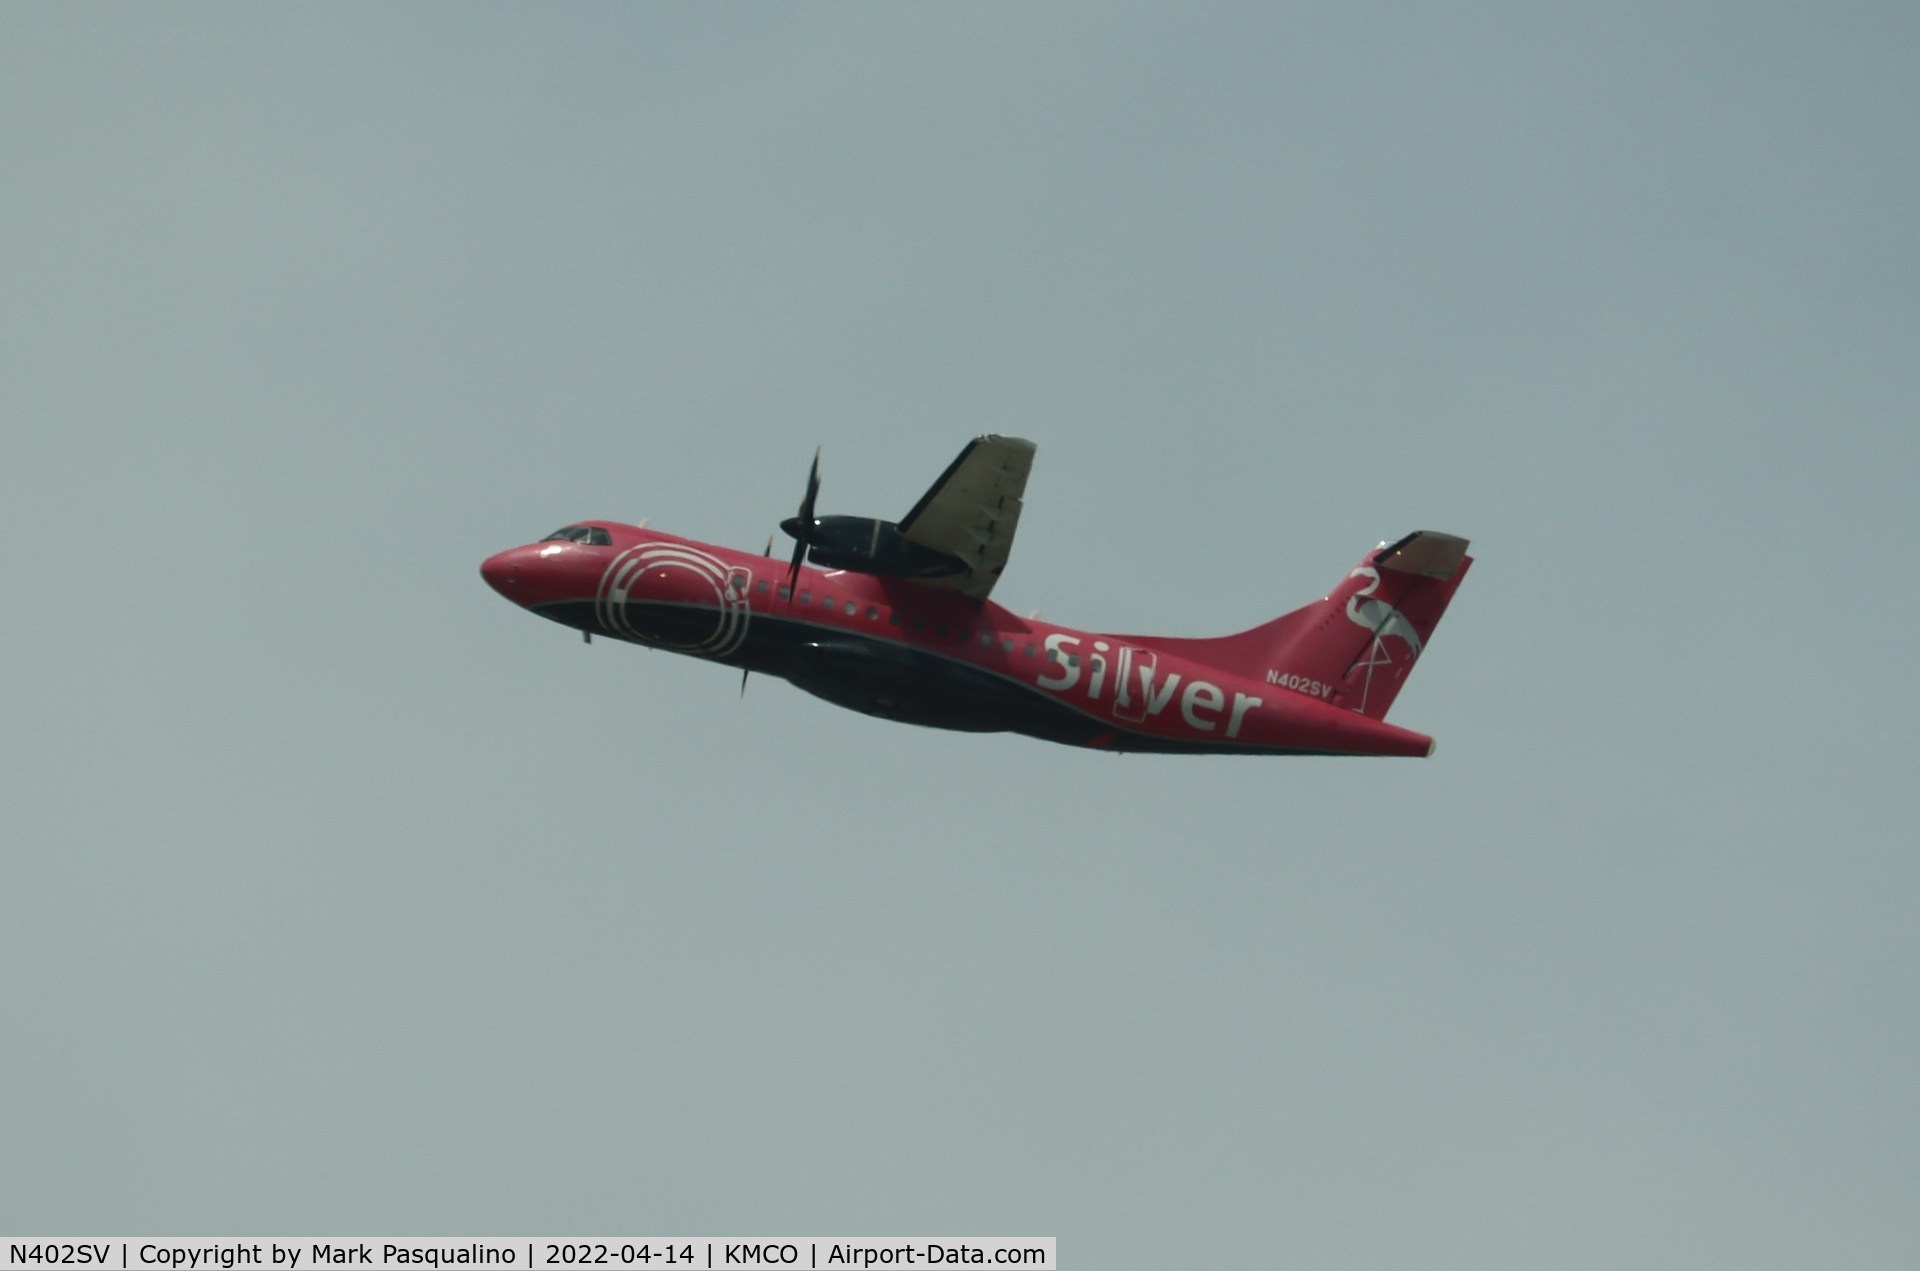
[1025,644,1036,657]
[844,600,857,615]
[935,623,948,637]
[1001,638,1014,652]
[866,606,880,620]
[889,612,902,626]
[822,595,836,610]
[799,590,810,604]
[980,633,995,648]
[778,586,792,601]
[755,580,769,597]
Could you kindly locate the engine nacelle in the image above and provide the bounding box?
[785,515,967,581]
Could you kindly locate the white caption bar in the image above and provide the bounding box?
[2,1240,1055,1271]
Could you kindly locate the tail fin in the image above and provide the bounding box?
[1142,532,1472,720]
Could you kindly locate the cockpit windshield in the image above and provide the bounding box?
[541,525,612,546]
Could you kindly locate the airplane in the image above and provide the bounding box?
[480,436,1472,757]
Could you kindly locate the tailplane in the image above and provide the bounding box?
[1139,532,1471,720]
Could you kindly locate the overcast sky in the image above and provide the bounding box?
[3,5,1916,1266]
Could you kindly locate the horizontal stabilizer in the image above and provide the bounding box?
[1373,531,1470,580]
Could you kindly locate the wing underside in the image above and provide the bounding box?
[897,435,1036,600]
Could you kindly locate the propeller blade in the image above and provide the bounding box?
[783,446,822,594]
[786,535,807,594]
[800,445,821,524]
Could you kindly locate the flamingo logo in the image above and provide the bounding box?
[1344,566,1423,656]
[1342,566,1422,714]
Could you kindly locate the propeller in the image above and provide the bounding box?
[742,534,773,698]
[778,446,822,595]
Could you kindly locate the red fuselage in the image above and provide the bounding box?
[482,522,1442,757]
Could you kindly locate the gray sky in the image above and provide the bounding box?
[3,4,1916,1266]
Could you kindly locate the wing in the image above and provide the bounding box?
[896,434,1036,600]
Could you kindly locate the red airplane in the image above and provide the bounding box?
[481,436,1471,756]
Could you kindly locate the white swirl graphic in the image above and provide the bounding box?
[597,544,751,658]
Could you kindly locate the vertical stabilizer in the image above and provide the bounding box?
[1130,532,1471,721]
[1267,532,1471,718]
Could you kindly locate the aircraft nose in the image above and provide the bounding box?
[480,548,522,600]
[481,541,601,611]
